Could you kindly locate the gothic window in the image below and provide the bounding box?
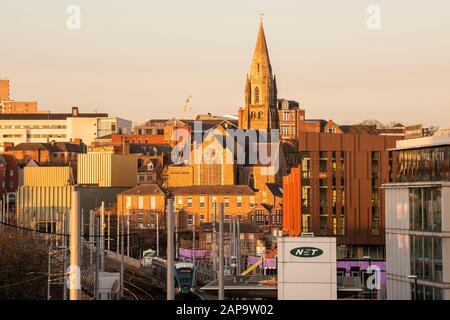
[258,111,263,119]
[254,87,260,104]
[251,111,256,119]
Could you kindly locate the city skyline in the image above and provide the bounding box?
[1,0,449,127]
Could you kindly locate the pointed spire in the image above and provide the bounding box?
[250,19,272,81]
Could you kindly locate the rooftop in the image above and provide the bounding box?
[119,184,164,195]
[393,134,450,151]
[168,185,255,195]
[0,112,108,120]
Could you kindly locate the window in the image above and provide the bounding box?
[251,111,256,119]
[410,235,443,283]
[187,197,193,208]
[9,169,13,177]
[254,87,260,104]
[125,196,132,209]
[409,187,442,232]
[258,111,263,119]
[225,215,230,222]
[237,196,242,208]
[150,196,156,210]
[250,196,255,208]
[199,215,205,223]
[178,196,183,205]
[224,197,229,208]
[200,196,205,208]
[138,196,144,210]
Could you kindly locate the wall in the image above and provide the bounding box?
[77,153,138,187]
[23,166,72,186]
[278,237,337,300]
[385,186,411,300]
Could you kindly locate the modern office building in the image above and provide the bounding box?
[385,134,450,300]
[0,107,132,150]
[283,132,401,259]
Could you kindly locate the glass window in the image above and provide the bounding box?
[138,196,144,210]
[187,197,192,208]
[125,196,132,210]
[249,196,255,208]
[224,197,229,208]
[199,196,205,208]
[150,196,156,210]
[237,196,242,208]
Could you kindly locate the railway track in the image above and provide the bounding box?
[123,271,156,300]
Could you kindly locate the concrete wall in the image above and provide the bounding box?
[278,237,337,300]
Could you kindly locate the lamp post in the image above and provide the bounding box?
[408,275,418,300]
[362,256,372,300]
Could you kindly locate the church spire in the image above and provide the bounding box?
[250,20,272,81]
[239,19,278,130]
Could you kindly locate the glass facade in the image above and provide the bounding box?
[395,146,450,182]
[409,187,442,232]
[410,235,443,283]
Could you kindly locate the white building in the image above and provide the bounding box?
[278,236,337,300]
[0,107,132,150]
[385,134,450,300]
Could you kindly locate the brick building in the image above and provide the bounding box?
[283,132,401,259]
[5,140,86,167]
[0,154,19,193]
[117,184,166,229]
[0,80,48,114]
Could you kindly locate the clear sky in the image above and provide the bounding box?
[1,0,449,127]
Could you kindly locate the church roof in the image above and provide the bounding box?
[252,21,272,74]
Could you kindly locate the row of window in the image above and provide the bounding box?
[0,181,15,189]
[0,169,14,177]
[249,210,282,225]
[0,125,67,129]
[176,196,255,209]
[280,125,295,135]
[125,196,157,210]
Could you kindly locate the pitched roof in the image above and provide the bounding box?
[168,185,255,196]
[0,153,19,167]
[264,183,283,197]
[9,142,85,153]
[119,184,164,195]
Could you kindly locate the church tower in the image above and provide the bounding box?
[239,20,279,130]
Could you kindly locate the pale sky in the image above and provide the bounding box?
[1,0,449,127]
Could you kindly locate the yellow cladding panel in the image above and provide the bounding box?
[24,166,72,187]
[77,153,137,187]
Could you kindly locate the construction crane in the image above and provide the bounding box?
[183,95,192,113]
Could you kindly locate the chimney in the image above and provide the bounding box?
[72,107,79,117]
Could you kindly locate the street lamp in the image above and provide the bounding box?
[362,256,372,300]
[407,275,418,300]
